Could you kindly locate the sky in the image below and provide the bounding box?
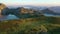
[0,0,60,6]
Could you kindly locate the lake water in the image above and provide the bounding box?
[0,14,60,20]
[0,14,19,20]
[44,14,60,17]
[44,14,54,16]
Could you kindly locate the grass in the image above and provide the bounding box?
[0,16,60,34]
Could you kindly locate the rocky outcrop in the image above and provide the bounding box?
[0,3,7,17]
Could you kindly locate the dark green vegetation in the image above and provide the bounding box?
[0,16,60,34]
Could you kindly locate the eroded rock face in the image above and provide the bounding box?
[0,3,6,13]
[0,3,7,17]
[0,3,6,11]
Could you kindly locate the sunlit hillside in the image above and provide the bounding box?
[0,16,60,34]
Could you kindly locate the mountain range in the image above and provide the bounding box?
[22,5,60,15]
[49,6,60,13]
[0,3,60,18]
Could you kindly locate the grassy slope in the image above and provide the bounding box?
[0,16,60,34]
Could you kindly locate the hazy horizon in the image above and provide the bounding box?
[0,0,60,6]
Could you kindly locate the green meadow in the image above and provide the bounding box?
[0,16,60,34]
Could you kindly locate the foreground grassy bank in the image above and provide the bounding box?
[0,16,60,34]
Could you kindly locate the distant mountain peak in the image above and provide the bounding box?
[49,6,60,13]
